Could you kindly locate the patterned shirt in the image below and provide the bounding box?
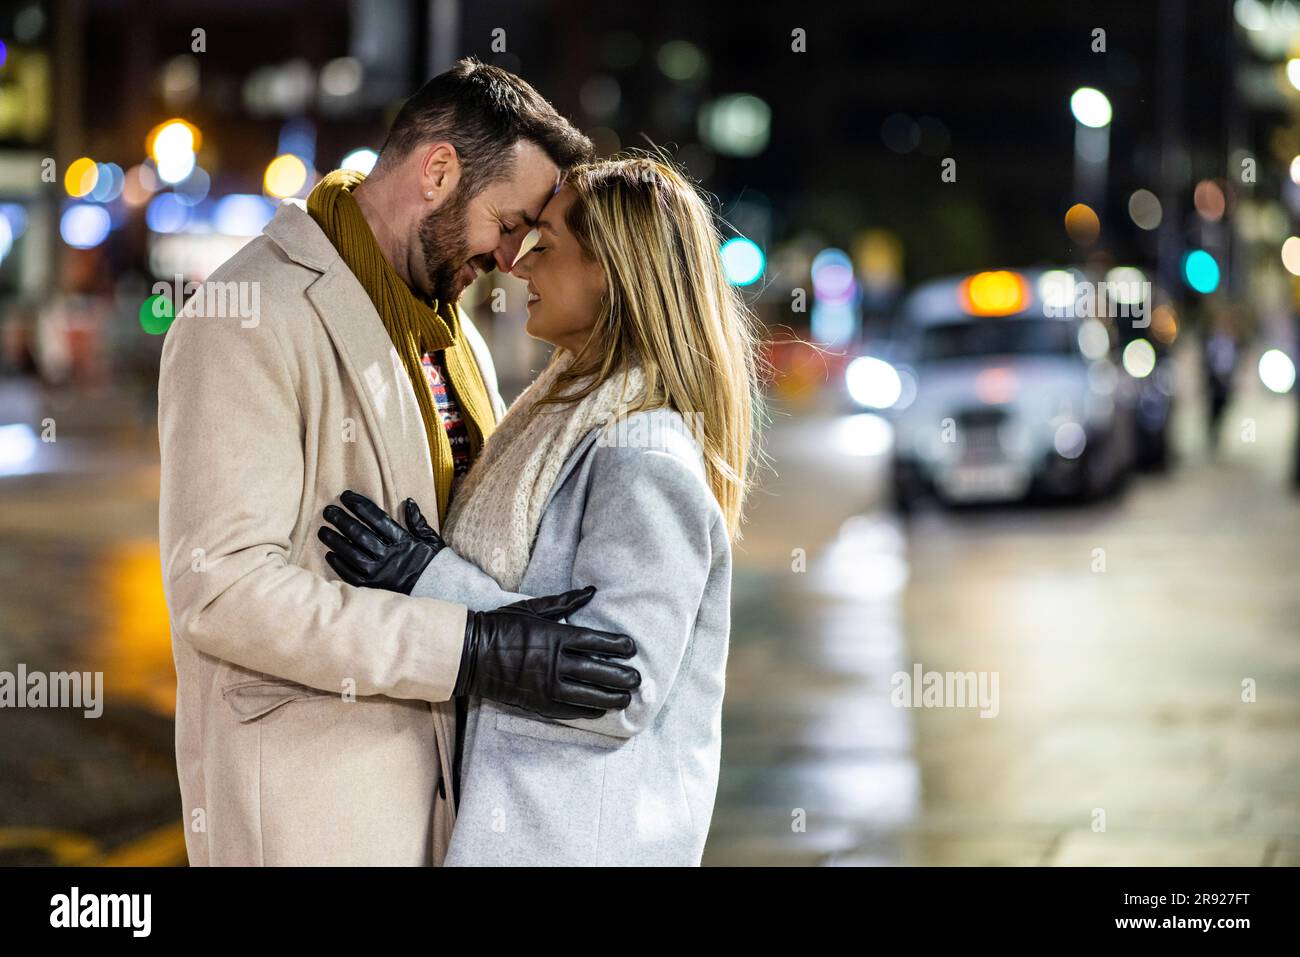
[422,348,474,806]
[421,350,473,483]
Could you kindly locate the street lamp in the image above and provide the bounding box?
[1070,87,1112,221]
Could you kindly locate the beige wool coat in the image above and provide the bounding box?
[157,199,505,866]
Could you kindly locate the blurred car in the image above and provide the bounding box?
[846,268,1149,510]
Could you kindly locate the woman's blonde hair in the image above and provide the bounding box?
[534,155,761,540]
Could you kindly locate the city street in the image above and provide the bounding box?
[709,347,1300,865]
[2,342,1297,866]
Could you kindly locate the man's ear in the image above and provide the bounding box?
[420,142,461,199]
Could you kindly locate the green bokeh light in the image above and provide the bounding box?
[140,294,175,335]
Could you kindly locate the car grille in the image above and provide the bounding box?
[955,408,1007,461]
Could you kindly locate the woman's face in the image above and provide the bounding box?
[512,186,607,354]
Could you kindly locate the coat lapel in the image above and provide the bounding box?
[263,201,439,524]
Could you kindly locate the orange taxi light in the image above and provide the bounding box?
[960,270,1029,317]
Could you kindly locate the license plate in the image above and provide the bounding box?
[939,463,1030,502]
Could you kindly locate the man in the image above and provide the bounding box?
[158,59,639,866]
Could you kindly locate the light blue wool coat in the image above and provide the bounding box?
[411,407,731,866]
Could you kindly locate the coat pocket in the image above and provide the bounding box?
[494,712,637,752]
[221,678,334,722]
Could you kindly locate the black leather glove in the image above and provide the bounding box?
[318,490,444,594]
[458,586,641,719]
[320,491,641,719]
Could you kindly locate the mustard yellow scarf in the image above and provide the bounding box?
[307,168,496,522]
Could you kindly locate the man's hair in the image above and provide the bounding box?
[374,57,593,197]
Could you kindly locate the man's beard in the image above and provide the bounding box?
[416,189,486,306]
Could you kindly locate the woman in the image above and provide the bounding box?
[318,156,760,866]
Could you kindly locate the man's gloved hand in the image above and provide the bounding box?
[320,491,641,719]
[318,490,444,594]
[458,586,641,720]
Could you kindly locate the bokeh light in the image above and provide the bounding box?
[148,119,201,184]
[1151,304,1179,344]
[146,193,192,233]
[174,167,211,206]
[657,40,706,83]
[811,248,855,304]
[960,270,1028,316]
[139,295,175,336]
[1182,249,1220,293]
[0,203,28,242]
[1121,339,1157,378]
[1069,87,1112,127]
[698,94,770,158]
[1193,180,1226,222]
[720,236,764,286]
[1282,236,1300,276]
[845,356,902,409]
[88,162,124,203]
[213,194,277,236]
[1054,421,1087,459]
[264,154,309,198]
[1259,349,1296,393]
[340,148,378,175]
[122,164,159,207]
[320,57,363,98]
[64,157,99,198]
[1127,189,1163,230]
[1105,266,1147,305]
[1038,270,1076,312]
[1077,319,1110,359]
[1064,203,1100,245]
[60,203,112,248]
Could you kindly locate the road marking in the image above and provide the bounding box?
[87,823,187,866]
[0,823,187,866]
[0,827,101,864]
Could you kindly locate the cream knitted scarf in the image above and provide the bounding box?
[442,351,647,591]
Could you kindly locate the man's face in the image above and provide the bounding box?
[416,140,560,305]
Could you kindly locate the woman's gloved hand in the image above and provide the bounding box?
[318,490,445,594]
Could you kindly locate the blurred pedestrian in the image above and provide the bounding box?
[1202,314,1239,456]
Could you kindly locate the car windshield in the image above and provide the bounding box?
[917,318,1077,361]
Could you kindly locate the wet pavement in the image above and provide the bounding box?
[1,359,1298,866]
[708,361,1300,866]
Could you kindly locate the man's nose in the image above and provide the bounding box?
[511,252,533,281]
[494,234,526,274]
